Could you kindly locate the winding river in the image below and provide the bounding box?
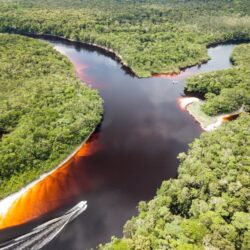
[0,38,237,250]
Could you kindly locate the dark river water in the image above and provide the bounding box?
[0,38,236,250]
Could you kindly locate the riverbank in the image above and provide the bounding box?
[23,33,139,78]
[0,34,103,201]
[101,113,250,250]
[16,33,250,79]
[23,35,248,135]
[1,33,245,220]
[0,35,242,222]
[0,128,95,224]
[178,97,243,131]
[179,97,242,131]
[0,33,248,250]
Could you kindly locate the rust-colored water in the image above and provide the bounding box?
[0,133,100,230]
[152,71,195,80]
[0,38,236,249]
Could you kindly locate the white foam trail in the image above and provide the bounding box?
[0,201,87,250]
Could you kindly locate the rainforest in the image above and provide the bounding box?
[0,0,249,250]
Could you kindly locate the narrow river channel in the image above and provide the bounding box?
[0,38,237,250]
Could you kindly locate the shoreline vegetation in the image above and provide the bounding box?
[0,127,95,222]
[100,33,250,250]
[0,32,245,228]
[185,44,250,117]
[3,32,250,79]
[1,1,250,77]
[18,34,250,134]
[25,33,250,79]
[25,33,139,78]
[0,1,249,249]
[180,98,242,131]
[0,34,103,200]
[181,42,250,132]
[0,32,243,229]
[101,113,250,250]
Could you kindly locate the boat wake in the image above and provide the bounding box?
[0,201,87,250]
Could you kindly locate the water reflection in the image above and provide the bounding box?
[0,38,236,249]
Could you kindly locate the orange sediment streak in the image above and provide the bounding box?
[75,64,92,83]
[0,56,101,230]
[74,61,103,89]
[177,97,240,131]
[222,113,240,122]
[0,133,100,230]
[152,71,195,80]
[152,72,179,78]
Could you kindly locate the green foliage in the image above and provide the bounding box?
[0,0,250,77]
[0,1,249,249]
[0,34,103,199]
[101,114,250,249]
[231,43,250,67]
[186,44,250,115]
[101,237,133,250]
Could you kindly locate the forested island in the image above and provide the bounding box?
[0,0,249,250]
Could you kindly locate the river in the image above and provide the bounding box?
[0,38,237,250]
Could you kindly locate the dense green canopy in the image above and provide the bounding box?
[0,1,249,249]
[0,0,250,77]
[186,44,250,115]
[99,21,250,250]
[101,113,250,250]
[0,34,103,198]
